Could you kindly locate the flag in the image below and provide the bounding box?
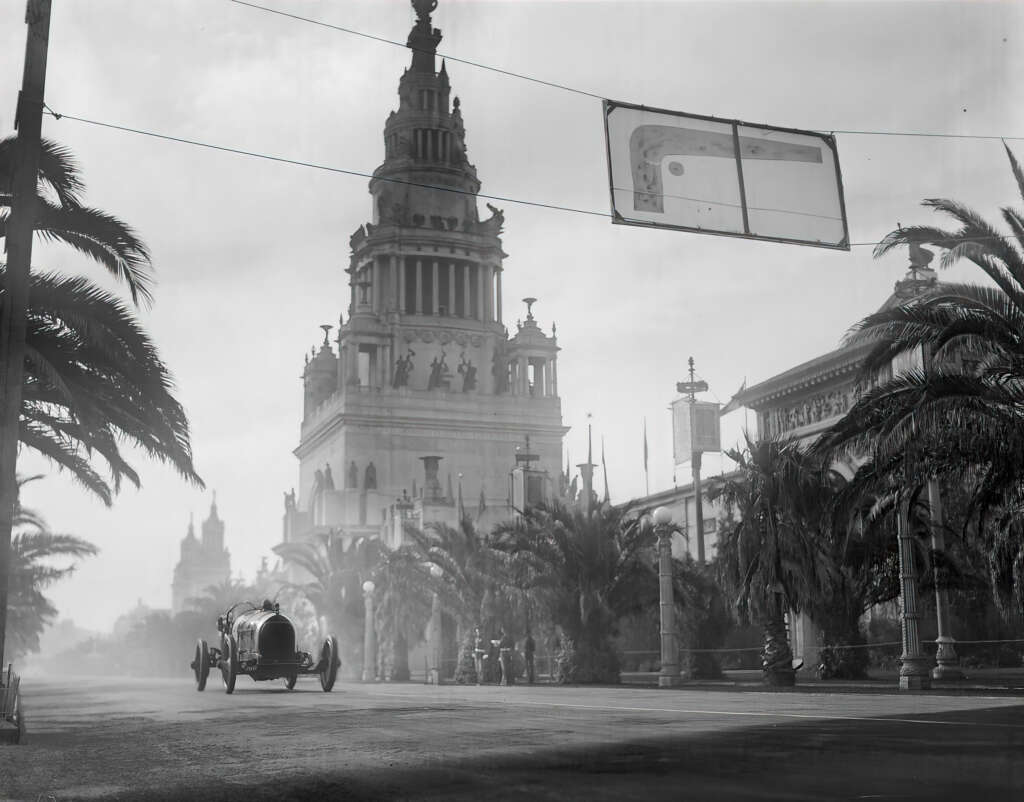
[601,436,609,502]
[719,377,748,416]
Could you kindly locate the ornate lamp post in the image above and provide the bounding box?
[362,580,376,682]
[896,499,931,690]
[429,564,443,685]
[653,507,681,687]
[928,480,962,680]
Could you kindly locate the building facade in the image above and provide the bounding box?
[170,498,231,614]
[284,0,568,547]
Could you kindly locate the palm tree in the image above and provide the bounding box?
[0,136,153,304]
[371,545,433,680]
[4,268,202,502]
[708,436,832,686]
[820,143,1024,625]
[491,502,658,684]
[0,135,180,669]
[4,480,97,661]
[402,520,512,636]
[274,531,383,679]
[184,578,263,621]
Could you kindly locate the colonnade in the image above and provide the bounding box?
[353,255,502,323]
[508,354,558,398]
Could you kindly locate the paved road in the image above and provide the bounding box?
[2,675,1022,800]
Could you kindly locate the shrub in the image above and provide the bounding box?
[553,638,620,684]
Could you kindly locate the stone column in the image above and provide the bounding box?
[398,257,406,314]
[415,259,423,315]
[483,265,493,322]
[928,478,962,680]
[448,262,456,316]
[897,499,931,690]
[519,356,528,395]
[552,356,558,397]
[476,265,485,321]
[390,255,398,312]
[432,261,439,315]
[372,259,381,314]
[491,266,499,323]
[463,264,471,320]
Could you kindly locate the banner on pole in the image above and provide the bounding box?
[672,399,721,463]
[604,100,849,250]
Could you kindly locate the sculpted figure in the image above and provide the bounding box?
[365,462,377,490]
[393,348,416,388]
[323,462,335,490]
[347,460,359,490]
[428,350,448,390]
[458,352,478,392]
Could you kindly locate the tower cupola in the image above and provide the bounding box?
[303,325,340,417]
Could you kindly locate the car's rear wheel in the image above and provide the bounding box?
[193,639,210,691]
[319,636,339,692]
[221,635,237,694]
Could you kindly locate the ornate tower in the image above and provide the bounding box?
[290,0,567,545]
[171,498,231,613]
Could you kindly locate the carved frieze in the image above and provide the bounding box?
[762,381,867,438]
[403,329,485,347]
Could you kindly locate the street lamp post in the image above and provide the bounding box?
[896,500,931,690]
[429,564,443,685]
[653,507,681,687]
[362,580,376,683]
[927,479,961,680]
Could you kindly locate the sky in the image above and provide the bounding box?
[1,0,1022,632]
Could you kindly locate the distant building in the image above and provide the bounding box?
[171,498,231,614]
[283,0,568,547]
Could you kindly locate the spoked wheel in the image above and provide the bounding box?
[319,635,340,692]
[221,635,238,694]
[193,639,210,691]
[284,674,297,690]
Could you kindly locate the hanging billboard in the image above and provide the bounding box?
[604,100,850,250]
[672,399,722,463]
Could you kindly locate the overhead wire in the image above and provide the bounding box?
[41,108,1023,250]
[229,0,1024,143]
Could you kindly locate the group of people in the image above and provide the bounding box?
[472,627,536,686]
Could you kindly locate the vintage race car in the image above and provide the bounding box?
[190,600,340,693]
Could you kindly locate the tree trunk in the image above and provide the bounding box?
[391,632,410,681]
[762,612,795,687]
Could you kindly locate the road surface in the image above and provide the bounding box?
[2,676,1022,800]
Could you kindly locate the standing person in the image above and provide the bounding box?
[523,630,536,684]
[499,629,515,686]
[472,626,486,685]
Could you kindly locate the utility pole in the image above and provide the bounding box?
[0,0,52,674]
[676,357,709,565]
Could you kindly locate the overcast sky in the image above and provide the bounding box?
[2,0,1022,632]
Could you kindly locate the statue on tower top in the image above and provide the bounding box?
[413,0,438,23]
[408,0,442,70]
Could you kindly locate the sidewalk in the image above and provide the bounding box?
[619,666,1024,695]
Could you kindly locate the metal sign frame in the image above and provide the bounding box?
[603,98,851,251]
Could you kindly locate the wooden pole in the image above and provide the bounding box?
[0,0,52,673]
